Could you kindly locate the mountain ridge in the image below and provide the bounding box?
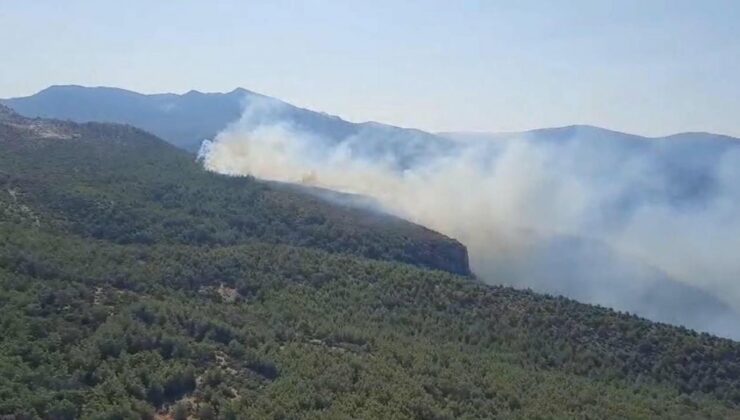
[8,86,740,143]
[1,85,455,155]
[440,125,740,143]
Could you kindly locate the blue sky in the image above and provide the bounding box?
[2,1,739,136]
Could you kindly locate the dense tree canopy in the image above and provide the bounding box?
[1,109,739,418]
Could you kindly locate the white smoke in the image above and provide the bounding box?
[200,98,740,339]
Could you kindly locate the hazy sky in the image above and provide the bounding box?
[2,1,739,136]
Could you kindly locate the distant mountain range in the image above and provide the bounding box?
[5,86,738,155]
[441,125,740,143]
[2,85,248,151]
[5,86,737,178]
[1,86,454,161]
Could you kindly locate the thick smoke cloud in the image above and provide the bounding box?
[200,98,740,339]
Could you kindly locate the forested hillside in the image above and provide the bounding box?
[0,106,469,276]
[1,107,740,419]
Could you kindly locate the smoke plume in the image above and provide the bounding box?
[200,98,740,339]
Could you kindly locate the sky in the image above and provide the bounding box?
[2,0,739,137]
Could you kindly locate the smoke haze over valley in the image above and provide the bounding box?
[199,95,740,339]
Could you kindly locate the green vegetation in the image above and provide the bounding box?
[1,109,739,418]
[0,114,469,276]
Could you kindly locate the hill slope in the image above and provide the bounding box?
[1,108,740,418]
[0,105,469,276]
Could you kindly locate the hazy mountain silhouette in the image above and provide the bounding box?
[2,85,454,161]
